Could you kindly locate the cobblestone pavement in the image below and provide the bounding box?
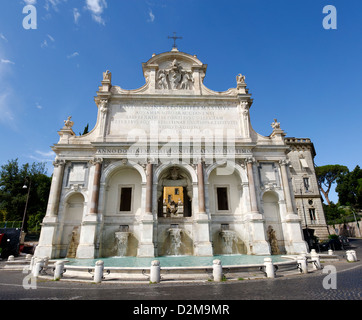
[0,239,361,302]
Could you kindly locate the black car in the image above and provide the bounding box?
[319,238,344,251]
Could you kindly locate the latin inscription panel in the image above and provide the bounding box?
[108,105,242,137]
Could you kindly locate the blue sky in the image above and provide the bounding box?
[0,0,361,203]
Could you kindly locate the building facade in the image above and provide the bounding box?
[35,48,327,259]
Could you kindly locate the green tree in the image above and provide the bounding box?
[79,123,89,136]
[315,164,349,205]
[0,159,51,232]
[336,165,362,209]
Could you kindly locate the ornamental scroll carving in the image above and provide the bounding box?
[156,59,194,90]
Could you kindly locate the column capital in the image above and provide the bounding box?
[246,157,256,164]
[53,159,66,168]
[279,159,290,166]
[90,157,103,166]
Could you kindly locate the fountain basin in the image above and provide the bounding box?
[62,254,288,268]
[50,255,296,282]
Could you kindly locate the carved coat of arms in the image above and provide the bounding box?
[156,59,194,90]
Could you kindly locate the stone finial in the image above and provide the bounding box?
[270,118,286,140]
[58,117,75,143]
[63,116,74,129]
[271,118,280,130]
[100,70,112,92]
[236,74,246,86]
[103,70,112,81]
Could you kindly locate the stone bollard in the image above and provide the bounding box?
[264,258,275,278]
[33,258,44,277]
[43,256,49,268]
[93,260,104,284]
[346,250,356,262]
[310,249,321,270]
[54,261,65,281]
[150,260,161,283]
[328,249,334,256]
[350,250,357,261]
[7,255,15,262]
[213,259,223,282]
[29,256,35,270]
[297,255,308,274]
[25,254,32,261]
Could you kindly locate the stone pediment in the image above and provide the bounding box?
[142,50,207,92]
[109,49,248,97]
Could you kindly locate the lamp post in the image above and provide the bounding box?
[21,177,31,246]
[300,182,310,249]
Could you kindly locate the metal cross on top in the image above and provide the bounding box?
[168,32,183,49]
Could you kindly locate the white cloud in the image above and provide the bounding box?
[1,59,15,64]
[36,150,55,158]
[0,89,15,125]
[0,33,8,42]
[41,35,55,48]
[148,9,155,23]
[36,103,43,109]
[23,0,37,4]
[44,0,67,12]
[73,8,81,24]
[86,0,107,25]
[67,52,79,59]
[41,39,48,48]
[47,34,55,42]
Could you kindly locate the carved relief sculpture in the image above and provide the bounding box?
[156,59,194,90]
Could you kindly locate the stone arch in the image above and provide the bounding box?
[154,161,197,184]
[59,192,85,258]
[206,163,243,215]
[102,164,143,216]
[101,160,147,185]
[205,160,247,183]
[155,163,195,218]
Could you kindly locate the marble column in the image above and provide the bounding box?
[194,160,213,256]
[145,163,153,214]
[46,159,66,217]
[245,158,270,255]
[279,159,294,215]
[197,161,206,214]
[246,158,258,213]
[90,159,102,214]
[137,162,155,257]
[279,159,309,254]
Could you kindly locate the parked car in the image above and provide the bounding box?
[338,235,350,247]
[319,238,344,251]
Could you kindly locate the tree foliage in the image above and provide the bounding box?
[315,164,348,205]
[0,159,51,232]
[336,165,362,209]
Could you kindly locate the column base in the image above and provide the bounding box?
[34,245,57,259]
[76,244,96,259]
[249,241,271,255]
[194,241,213,256]
[285,241,309,255]
[137,243,155,257]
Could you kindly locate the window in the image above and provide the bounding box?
[300,158,309,169]
[216,187,229,211]
[303,177,310,191]
[119,187,132,212]
[175,188,179,195]
[309,208,316,221]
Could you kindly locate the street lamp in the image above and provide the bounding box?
[300,182,311,249]
[21,177,31,241]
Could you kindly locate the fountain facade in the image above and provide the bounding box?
[35,49,319,261]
